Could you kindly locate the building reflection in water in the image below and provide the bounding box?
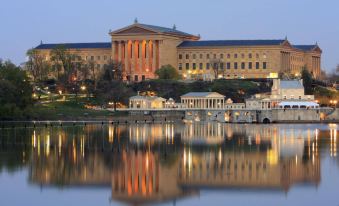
[6,123,336,204]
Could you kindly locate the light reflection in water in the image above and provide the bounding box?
[0,123,338,205]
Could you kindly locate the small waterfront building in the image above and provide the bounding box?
[129,95,166,109]
[246,79,315,110]
[181,92,225,109]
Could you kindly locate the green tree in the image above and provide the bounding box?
[0,60,33,119]
[301,67,313,95]
[155,65,179,80]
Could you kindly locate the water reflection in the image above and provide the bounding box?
[0,123,338,205]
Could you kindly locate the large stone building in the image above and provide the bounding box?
[35,21,322,81]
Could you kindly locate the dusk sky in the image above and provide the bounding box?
[1,0,338,72]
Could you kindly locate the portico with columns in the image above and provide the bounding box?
[181,92,225,109]
[109,22,199,82]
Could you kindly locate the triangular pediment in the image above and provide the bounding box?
[110,25,159,35]
[281,40,293,48]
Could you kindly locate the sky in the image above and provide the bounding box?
[0,0,338,72]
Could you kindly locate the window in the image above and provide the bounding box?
[178,63,182,70]
[248,62,252,69]
[213,54,217,59]
[241,62,245,69]
[193,63,196,70]
[256,53,259,58]
[193,54,196,59]
[199,63,203,70]
[200,54,203,59]
[234,54,238,58]
[186,54,189,59]
[206,63,210,70]
[299,96,302,100]
[263,62,267,69]
[220,63,224,70]
[142,75,145,81]
[134,75,138,81]
[256,62,260,69]
[91,56,94,60]
[186,63,189,70]
[179,54,183,59]
[227,54,231,58]
[249,53,252,58]
[234,62,238,69]
[97,56,101,60]
[220,54,224,59]
[241,53,245,58]
[227,62,231,69]
[207,54,210,59]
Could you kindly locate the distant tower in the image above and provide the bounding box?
[40,40,43,45]
[134,18,138,24]
[173,24,176,30]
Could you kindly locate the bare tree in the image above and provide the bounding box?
[102,60,123,82]
[26,49,50,81]
[209,59,223,79]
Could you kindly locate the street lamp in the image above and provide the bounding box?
[81,85,86,91]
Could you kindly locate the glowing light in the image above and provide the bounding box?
[81,85,86,91]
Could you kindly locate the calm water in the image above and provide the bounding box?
[0,122,338,206]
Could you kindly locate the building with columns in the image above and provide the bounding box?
[34,21,322,81]
[181,92,225,109]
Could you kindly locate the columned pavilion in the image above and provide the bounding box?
[181,92,225,109]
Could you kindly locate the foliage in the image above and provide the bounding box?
[132,79,267,102]
[301,67,313,95]
[0,60,33,120]
[154,65,180,80]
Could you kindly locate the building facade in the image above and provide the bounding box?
[34,21,322,81]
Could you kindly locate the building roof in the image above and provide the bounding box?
[181,92,225,98]
[138,24,197,38]
[35,42,112,50]
[278,101,319,107]
[129,95,166,101]
[178,40,286,48]
[293,45,317,51]
[280,80,304,89]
